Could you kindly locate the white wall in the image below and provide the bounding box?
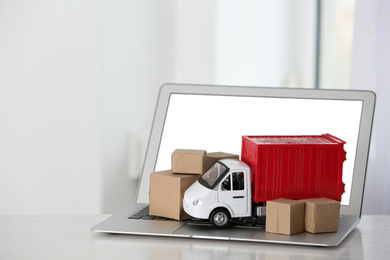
[351,0,390,214]
[101,0,177,213]
[320,0,356,90]
[214,1,290,86]
[173,0,216,84]
[214,0,316,88]
[0,0,326,214]
[0,0,103,214]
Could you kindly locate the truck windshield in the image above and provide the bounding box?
[199,162,229,189]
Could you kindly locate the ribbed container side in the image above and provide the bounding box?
[241,134,346,203]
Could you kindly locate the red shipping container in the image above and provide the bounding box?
[241,134,346,203]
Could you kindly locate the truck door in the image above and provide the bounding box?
[218,171,248,216]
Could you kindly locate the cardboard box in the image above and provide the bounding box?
[172,149,206,174]
[301,198,340,233]
[149,170,199,220]
[266,198,305,235]
[205,152,240,170]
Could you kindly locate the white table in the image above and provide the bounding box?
[1,215,389,259]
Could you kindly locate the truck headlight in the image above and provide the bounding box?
[193,198,203,206]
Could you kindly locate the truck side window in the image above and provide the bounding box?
[221,174,231,191]
[232,172,244,190]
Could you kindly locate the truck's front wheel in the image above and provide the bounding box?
[210,208,230,228]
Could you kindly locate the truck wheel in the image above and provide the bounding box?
[210,208,230,228]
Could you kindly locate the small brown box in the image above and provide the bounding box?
[205,152,240,170]
[301,198,340,234]
[172,149,206,174]
[149,170,199,220]
[266,198,305,235]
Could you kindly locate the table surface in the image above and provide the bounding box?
[0,214,389,260]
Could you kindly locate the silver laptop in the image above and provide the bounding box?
[92,83,375,247]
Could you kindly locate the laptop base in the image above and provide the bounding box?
[91,203,359,247]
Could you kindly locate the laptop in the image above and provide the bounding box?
[92,83,375,247]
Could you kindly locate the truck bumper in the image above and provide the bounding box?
[183,198,209,220]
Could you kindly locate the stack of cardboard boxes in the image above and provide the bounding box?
[266,198,340,235]
[149,149,239,220]
[149,149,340,234]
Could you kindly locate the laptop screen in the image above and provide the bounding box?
[154,94,363,206]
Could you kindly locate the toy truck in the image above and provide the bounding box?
[183,134,346,228]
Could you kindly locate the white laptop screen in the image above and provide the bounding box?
[154,94,363,206]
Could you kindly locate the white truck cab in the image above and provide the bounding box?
[183,159,252,227]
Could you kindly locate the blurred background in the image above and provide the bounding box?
[0,0,389,215]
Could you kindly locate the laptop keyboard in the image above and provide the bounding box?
[128,206,265,228]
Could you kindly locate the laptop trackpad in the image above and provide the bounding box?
[174,223,262,240]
